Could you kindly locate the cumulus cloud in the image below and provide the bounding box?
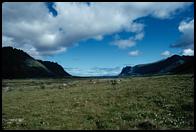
[112,38,136,49]
[128,50,140,56]
[182,48,194,56]
[112,32,144,49]
[134,32,144,41]
[170,18,194,56]
[171,19,194,49]
[161,50,171,57]
[2,2,192,58]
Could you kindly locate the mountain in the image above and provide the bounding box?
[2,47,71,78]
[169,56,194,74]
[119,55,194,76]
[37,60,71,77]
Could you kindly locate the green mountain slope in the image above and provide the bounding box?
[2,47,71,78]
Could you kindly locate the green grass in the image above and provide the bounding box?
[2,74,194,130]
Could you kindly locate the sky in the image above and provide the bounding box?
[2,2,194,76]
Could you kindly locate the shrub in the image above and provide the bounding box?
[40,85,45,89]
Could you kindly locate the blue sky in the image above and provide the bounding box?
[2,2,194,76]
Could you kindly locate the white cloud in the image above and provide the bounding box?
[178,19,194,33]
[128,50,140,56]
[2,36,15,47]
[182,48,194,56]
[134,32,144,41]
[171,19,194,49]
[112,39,136,49]
[93,35,103,41]
[2,2,192,58]
[64,66,121,76]
[125,22,145,33]
[111,32,144,49]
[161,50,171,57]
[39,33,57,47]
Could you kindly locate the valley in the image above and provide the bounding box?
[2,74,194,130]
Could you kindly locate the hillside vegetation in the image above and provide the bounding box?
[2,47,71,78]
[2,74,194,130]
[119,55,194,76]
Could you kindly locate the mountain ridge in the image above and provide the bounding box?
[119,54,194,76]
[2,46,72,78]
[2,47,194,78]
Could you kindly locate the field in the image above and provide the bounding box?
[2,74,194,130]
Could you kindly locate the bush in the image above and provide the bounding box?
[40,85,45,89]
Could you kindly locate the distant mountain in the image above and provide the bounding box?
[119,55,194,76]
[2,47,71,78]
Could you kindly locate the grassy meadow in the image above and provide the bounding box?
[2,74,194,130]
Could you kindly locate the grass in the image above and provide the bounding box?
[2,74,194,130]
